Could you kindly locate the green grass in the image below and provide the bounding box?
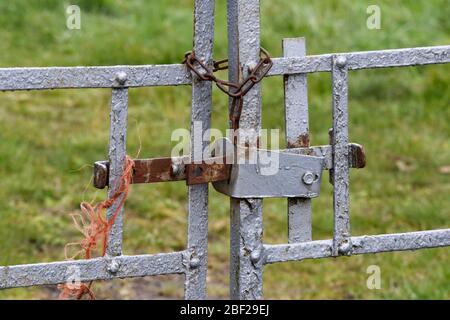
[0,0,449,299]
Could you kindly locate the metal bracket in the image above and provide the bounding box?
[212,152,325,198]
[209,138,324,198]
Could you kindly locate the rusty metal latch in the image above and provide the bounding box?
[93,140,365,198]
[93,155,231,189]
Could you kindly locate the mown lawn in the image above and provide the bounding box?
[0,0,449,299]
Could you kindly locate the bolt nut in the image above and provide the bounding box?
[250,250,261,264]
[107,259,120,274]
[189,257,201,269]
[302,172,315,185]
[335,56,347,68]
[115,72,128,85]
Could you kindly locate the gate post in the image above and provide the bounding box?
[185,0,215,299]
[227,0,264,300]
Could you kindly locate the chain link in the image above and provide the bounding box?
[183,48,273,130]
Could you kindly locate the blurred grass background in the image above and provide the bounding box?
[0,0,449,299]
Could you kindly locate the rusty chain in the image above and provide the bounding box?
[183,48,273,130]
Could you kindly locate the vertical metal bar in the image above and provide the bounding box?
[283,37,312,243]
[185,0,215,300]
[331,55,351,256]
[106,87,129,257]
[228,0,264,300]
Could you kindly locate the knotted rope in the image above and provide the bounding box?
[58,155,135,300]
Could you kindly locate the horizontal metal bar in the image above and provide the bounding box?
[0,46,447,91]
[186,160,231,185]
[268,45,450,76]
[0,64,191,91]
[94,156,189,189]
[264,229,450,264]
[1,46,446,91]
[0,251,186,289]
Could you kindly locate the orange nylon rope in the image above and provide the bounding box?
[58,155,135,300]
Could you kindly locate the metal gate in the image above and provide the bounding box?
[1,0,449,300]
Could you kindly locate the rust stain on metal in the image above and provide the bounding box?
[93,156,230,188]
[132,157,181,183]
[287,133,310,149]
[186,158,231,185]
[93,157,186,189]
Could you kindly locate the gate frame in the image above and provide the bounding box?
[0,0,449,300]
[228,0,450,300]
[0,0,215,300]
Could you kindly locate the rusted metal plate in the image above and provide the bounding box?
[93,155,230,188]
[186,157,231,185]
[93,156,188,189]
[131,157,186,183]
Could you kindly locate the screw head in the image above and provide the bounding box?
[189,257,201,269]
[115,72,128,85]
[335,56,347,68]
[338,241,352,255]
[107,259,120,274]
[250,250,261,263]
[302,172,315,185]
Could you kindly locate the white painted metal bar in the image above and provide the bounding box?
[1,46,447,92]
[331,55,351,256]
[106,88,129,257]
[228,0,264,300]
[283,37,312,243]
[264,229,450,264]
[0,64,191,91]
[0,252,186,289]
[268,45,450,76]
[185,0,215,300]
